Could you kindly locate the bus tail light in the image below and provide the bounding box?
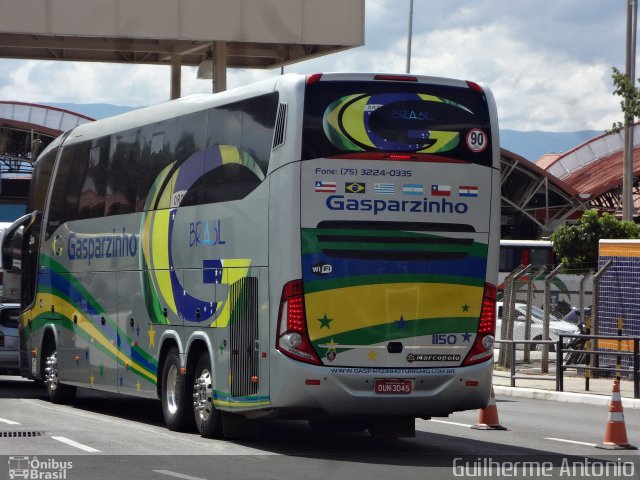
[462,283,496,366]
[276,280,322,365]
[466,81,485,94]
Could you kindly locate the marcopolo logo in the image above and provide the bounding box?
[8,456,73,479]
[325,195,469,215]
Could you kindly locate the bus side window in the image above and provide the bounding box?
[46,144,88,239]
[137,119,178,211]
[78,137,109,220]
[106,129,139,216]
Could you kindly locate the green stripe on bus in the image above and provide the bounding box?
[303,273,484,294]
[311,316,477,354]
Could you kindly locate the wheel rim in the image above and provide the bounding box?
[44,351,59,392]
[165,364,179,415]
[193,368,213,422]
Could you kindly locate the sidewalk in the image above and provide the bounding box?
[492,367,640,409]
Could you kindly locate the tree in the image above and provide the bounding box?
[609,66,640,133]
[550,210,640,272]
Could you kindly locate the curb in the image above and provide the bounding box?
[494,385,640,410]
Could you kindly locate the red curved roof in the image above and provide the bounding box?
[561,148,640,198]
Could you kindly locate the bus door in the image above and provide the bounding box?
[115,270,156,396]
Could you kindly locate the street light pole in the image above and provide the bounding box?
[406,0,414,74]
[623,0,637,220]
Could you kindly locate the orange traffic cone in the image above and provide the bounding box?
[471,386,507,430]
[596,379,637,450]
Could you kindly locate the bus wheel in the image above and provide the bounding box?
[161,346,194,431]
[43,346,76,404]
[192,351,223,438]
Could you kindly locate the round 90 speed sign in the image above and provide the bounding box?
[466,128,488,153]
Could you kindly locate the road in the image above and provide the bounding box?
[1,375,638,480]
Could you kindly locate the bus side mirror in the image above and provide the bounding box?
[1,211,37,270]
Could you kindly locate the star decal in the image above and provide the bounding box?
[395,315,407,330]
[324,338,338,349]
[218,341,226,356]
[462,303,470,312]
[148,324,156,348]
[318,314,333,329]
[367,350,378,361]
[462,332,472,342]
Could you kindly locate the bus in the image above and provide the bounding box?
[2,73,500,438]
[498,239,590,314]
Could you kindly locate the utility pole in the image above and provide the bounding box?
[623,0,637,220]
[406,0,413,74]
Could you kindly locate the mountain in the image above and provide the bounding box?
[43,103,603,162]
[44,103,138,120]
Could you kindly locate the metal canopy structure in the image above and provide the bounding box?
[0,0,364,95]
[500,149,588,239]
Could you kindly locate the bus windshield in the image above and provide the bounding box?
[302,79,492,166]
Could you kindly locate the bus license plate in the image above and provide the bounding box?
[374,379,413,394]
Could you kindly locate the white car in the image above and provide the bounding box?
[495,302,579,350]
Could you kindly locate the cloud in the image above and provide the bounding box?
[0,0,628,132]
[348,21,620,131]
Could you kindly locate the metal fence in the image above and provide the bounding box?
[497,264,595,371]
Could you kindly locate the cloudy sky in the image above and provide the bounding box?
[0,0,632,132]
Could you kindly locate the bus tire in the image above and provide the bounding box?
[161,346,194,431]
[42,341,76,404]
[192,351,223,438]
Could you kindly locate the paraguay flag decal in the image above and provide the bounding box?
[459,185,479,197]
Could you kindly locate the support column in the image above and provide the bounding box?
[170,53,182,100]
[212,41,227,93]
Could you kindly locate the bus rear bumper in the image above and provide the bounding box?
[269,352,493,417]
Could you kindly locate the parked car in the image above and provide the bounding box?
[495,302,579,350]
[0,303,21,374]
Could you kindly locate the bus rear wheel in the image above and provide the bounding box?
[161,346,194,431]
[192,351,223,438]
[43,343,76,404]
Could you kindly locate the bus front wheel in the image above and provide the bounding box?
[192,351,223,438]
[42,343,76,404]
[161,346,194,431]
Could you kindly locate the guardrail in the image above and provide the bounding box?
[494,335,640,399]
[559,333,640,399]
[495,339,560,389]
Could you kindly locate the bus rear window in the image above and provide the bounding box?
[302,80,492,166]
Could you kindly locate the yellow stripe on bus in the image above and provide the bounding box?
[39,293,157,382]
[305,282,483,340]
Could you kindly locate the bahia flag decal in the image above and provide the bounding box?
[459,185,479,197]
[315,181,337,193]
[431,184,451,197]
